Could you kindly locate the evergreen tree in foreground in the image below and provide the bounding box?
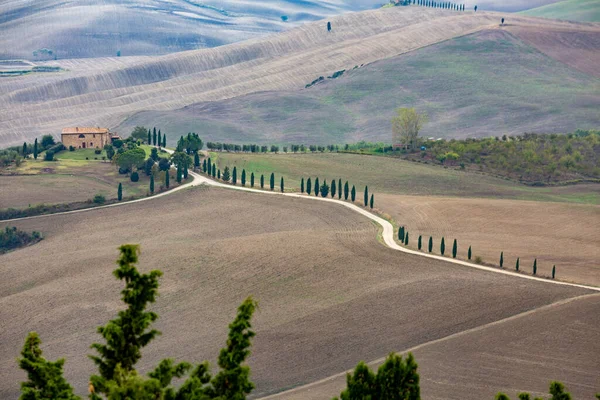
[280,177,284,193]
[213,164,216,178]
[158,131,162,148]
[452,239,457,258]
[241,169,246,186]
[418,235,422,250]
[428,236,433,253]
[351,185,356,202]
[270,173,275,191]
[207,158,212,175]
[331,180,337,198]
[398,226,405,243]
[307,178,312,195]
[364,186,369,207]
[552,265,556,279]
[150,175,154,194]
[260,174,265,189]
[404,231,409,246]
[344,181,349,200]
[250,172,254,187]
[117,183,123,201]
[216,169,219,179]
[440,237,445,256]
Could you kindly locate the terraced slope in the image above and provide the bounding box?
[1,7,594,146]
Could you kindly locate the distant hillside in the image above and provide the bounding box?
[0,7,597,147]
[117,29,600,145]
[520,0,600,22]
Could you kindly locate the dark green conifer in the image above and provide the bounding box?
[251,172,255,187]
[468,245,472,260]
[533,259,537,275]
[428,236,433,253]
[241,169,246,186]
[212,164,216,178]
[351,185,356,202]
[440,237,445,255]
[183,165,188,179]
[452,239,457,258]
[364,186,369,206]
[344,181,349,200]
[270,173,275,191]
[338,179,342,199]
[153,127,157,145]
[176,166,182,183]
[260,174,265,189]
[370,194,374,209]
[117,183,122,201]
[331,180,337,198]
[405,231,409,245]
[307,177,312,195]
[301,178,305,193]
[552,265,556,279]
[165,170,170,188]
[418,235,422,250]
[314,178,319,196]
[516,257,520,271]
[203,159,207,172]
[222,166,231,182]
[500,252,504,268]
[194,153,200,168]
[232,167,237,185]
[150,175,154,194]
[34,138,38,160]
[147,129,151,144]
[280,177,284,193]
[162,135,166,148]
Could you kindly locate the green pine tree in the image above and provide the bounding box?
[203,159,207,173]
[207,158,212,175]
[533,259,537,275]
[153,127,157,145]
[148,129,151,144]
[194,153,200,168]
[176,166,182,183]
[398,226,404,243]
[320,181,330,197]
[370,194,374,209]
[468,245,472,260]
[307,178,312,195]
[500,252,504,268]
[212,164,216,178]
[251,172,255,187]
[351,185,356,202]
[150,175,154,194]
[314,178,319,196]
[165,170,170,188]
[222,166,231,182]
[216,169,219,179]
[331,180,337,198]
[270,173,275,191]
[418,235,422,250]
[338,179,342,199]
[364,186,369,207]
[183,165,188,179]
[516,257,520,271]
[440,237,445,255]
[241,169,246,186]
[22,142,28,156]
[280,177,284,193]
[232,167,237,185]
[404,231,409,245]
[117,183,123,201]
[552,265,556,279]
[158,131,162,148]
[260,174,265,189]
[18,332,79,400]
[452,239,457,258]
[162,135,166,148]
[33,138,38,160]
[301,178,305,193]
[344,181,349,200]
[428,236,433,253]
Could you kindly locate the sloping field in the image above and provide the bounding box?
[0,0,383,60]
[1,7,595,146]
[266,293,600,400]
[377,194,600,286]
[0,187,593,398]
[211,152,600,204]
[118,29,600,144]
[520,0,600,22]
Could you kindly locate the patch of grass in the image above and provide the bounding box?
[520,0,600,22]
[54,149,105,161]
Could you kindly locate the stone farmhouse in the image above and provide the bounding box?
[61,127,120,149]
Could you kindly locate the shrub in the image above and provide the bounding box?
[130,172,139,182]
[94,149,102,155]
[0,226,43,254]
[475,256,483,264]
[320,182,330,197]
[93,194,106,204]
[44,151,54,161]
[69,146,75,152]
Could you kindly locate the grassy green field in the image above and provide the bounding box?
[54,148,107,161]
[120,30,599,145]
[520,0,600,22]
[211,152,600,204]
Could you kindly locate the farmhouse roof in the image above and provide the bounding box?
[62,127,109,135]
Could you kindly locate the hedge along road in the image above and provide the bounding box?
[4,154,599,293]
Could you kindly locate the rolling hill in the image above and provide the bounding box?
[0,7,598,147]
[520,0,600,22]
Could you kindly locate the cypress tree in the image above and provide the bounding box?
[183,164,188,179]
[150,175,154,194]
[338,179,342,199]
[270,173,275,191]
[34,138,38,160]
[222,166,231,182]
[399,226,405,243]
[251,172,255,187]
[176,166,182,183]
[418,235,422,250]
[452,239,457,258]
[552,265,556,279]
[500,252,504,268]
[194,153,200,168]
[22,142,27,156]
[533,259,537,275]
[280,177,284,193]
[468,245,472,260]
[216,169,219,179]
[117,183,122,201]
[405,231,409,245]
[428,236,433,253]
[331,180,336,198]
[153,127,157,145]
[158,131,162,148]
[212,165,216,178]
[162,135,166,148]
[260,174,265,189]
[314,178,319,196]
[203,159,207,172]
[351,185,356,202]
[344,181,349,200]
[207,158,212,175]
[165,170,170,188]
[440,237,445,255]
[301,177,305,193]
[307,177,312,195]
[364,186,369,206]
[147,129,151,144]
[232,167,237,185]
[516,257,520,271]
[241,169,246,186]
[370,194,374,209]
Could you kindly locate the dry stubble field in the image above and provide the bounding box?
[0,187,597,399]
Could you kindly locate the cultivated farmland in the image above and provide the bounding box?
[0,187,595,399]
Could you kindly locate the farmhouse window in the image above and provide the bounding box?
[78,134,85,138]
[90,142,93,147]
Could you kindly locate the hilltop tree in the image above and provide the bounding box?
[428,236,433,253]
[344,181,349,200]
[441,237,445,255]
[280,177,284,193]
[351,185,356,202]
[468,245,472,260]
[148,129,151,145]
[158,131,162,148]
[270,173,275,191]
[307,178,312,195]
[153,127,157,146]
[222,166,231,182]
[338,179,342,199]
[150,175,154,194]
[117,183,123,201]
[452,239,457,258]
[33,138,38,160]
[474,4,477,11]
[232,167,237,185]
[327,21,331,32]
[320,181,330,197]
[331,180,337,198]
[251,172,255,188]
[314,178,320,196]
[241,169,246,186]
[370,194,374,209]
[364,186,369,207]
[260,174,265,189]
[391,107,428,151]
[301,178,305,193]
[418,235,422,250]
[165,170,170,188]
[162,135,166,148]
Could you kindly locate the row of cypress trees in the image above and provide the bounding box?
[300,177,374,209]
[398,226,556,278]
[201,160,285,192]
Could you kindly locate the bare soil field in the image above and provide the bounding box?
[1,7,595,146]
[377,194,600,287]
[0,187,594,399]
[265,293,600,400]
[212,152,600,204]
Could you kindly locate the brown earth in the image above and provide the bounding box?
[0,187,594,399]
[377,194,600,287]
